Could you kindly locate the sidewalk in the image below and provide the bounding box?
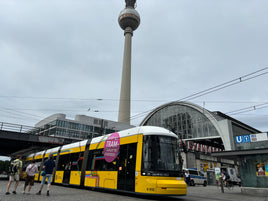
[186,185,268,201]
[0,178,267,201]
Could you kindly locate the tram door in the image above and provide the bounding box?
[117,143,137,191]
[58,154,72,185]
[61,152,83,185]
[62,170,71,184]
[62,158,71,185]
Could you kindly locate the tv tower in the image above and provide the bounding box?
[118,0,140,124]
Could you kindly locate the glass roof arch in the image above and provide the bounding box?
[140,101,228,149]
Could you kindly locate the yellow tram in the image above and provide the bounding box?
[25,126,187,196]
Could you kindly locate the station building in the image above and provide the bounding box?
[212,131,268,195]
[139,101,261,173]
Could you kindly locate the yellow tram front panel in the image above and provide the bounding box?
[69,171,82,185]
[54,171,64,184]
[84,171,118,189]
[135,175,187,195]
[135,134,143,172]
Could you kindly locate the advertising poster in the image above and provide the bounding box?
[251,133,268,142]
[256,163,268,176]
[215,167,221,181]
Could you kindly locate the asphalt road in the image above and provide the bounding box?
[0,179,267,201]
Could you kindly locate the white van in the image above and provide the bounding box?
[184,169,207,186]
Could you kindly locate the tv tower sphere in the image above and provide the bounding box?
[118,7,140,31]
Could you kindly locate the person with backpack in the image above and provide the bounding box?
[36,153,55,196]
[23,159,38,194]
[5,155,23,195]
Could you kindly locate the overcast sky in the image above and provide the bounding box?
[0,0,268,132]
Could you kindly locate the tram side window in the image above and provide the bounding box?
[91,149,105,170]
[70,152,83,171]
[58,153,83,171]
[58,155,70,171]
[87,149,118,171]
[87,143,137,171]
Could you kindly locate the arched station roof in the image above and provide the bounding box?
[140,101,227,150]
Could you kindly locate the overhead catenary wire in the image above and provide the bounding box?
[126,67,268,123]
[226,103,268,115]
[0,95,168,103]
[0,108,43,122]
[178,67,268,101]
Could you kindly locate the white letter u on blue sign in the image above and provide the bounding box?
[236,136,243,143]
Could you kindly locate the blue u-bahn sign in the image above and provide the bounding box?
[235,133,268,144]
[235,135,251,143]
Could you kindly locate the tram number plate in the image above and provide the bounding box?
[147,188,155,192]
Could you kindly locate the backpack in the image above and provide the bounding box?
[8,160,19,175]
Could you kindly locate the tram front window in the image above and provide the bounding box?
[142,135,181,177]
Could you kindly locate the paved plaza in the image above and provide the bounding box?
[0,179,267,201]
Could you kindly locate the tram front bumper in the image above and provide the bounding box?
[156,179,187,195]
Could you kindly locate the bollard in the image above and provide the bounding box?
[219,177,224,193]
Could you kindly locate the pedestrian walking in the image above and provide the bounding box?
[23,159,38,194]
[36,153,55,196]
[5,155,23,195]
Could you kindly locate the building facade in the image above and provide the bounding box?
[34,114,134,141]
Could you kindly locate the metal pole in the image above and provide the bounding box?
[220,176,224,193]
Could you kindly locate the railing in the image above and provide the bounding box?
[0,122,89,141]
[0,121,105,142]
[0,122,41,134]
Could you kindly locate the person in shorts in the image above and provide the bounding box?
[23,160,38,194]
[36,153,55,196]
[5,155,22,195]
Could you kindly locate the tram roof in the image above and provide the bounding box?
[44,146,61,156]
[60,139,88,151]
[91,126,177,144]
[26,153,35,159]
